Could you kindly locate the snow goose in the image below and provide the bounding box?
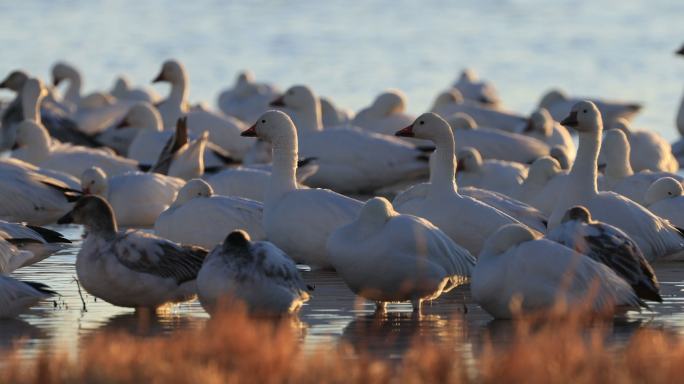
[456,147,527,196]
[152,60,254,159]
[320,96,353,126]
[0,160,79,225]
[599,129,683,204]
[448,113,550,164]
[12,120,138,178]
[269,85,428,194]
[0,220,70,267]
[538,89,642,126]
[431,89,526,132]
[453,68,501,107]
[393,112,520,255]
[0,276,55,318]
[52,62,134,135]
[472,223,642,319]
[197,230,310,315]
[610,119,678,172]
[110,75,159,104]
[547,206,661,302]
[0,76,98,149]
[154,179,264,249]
[523,108,575,161]
[57,195,208,308]
[352,90,417,140]
[216,70,279,124]
[327,197,474,312]
[644,177,684,229]
[241,110,362,268]
[548,101,684,261]
[81,167,185,227]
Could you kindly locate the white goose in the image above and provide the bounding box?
[152,60,254,159]
[110,75,160,104]
[154,179,264,249]
[523,108,575,162]
[57,195,208,309]
[0,159,79,225]
[216,70,279,124]
[471,223,642,319]
[52,62,134,135]
[0,220,71,267]
[456,147,527,196]
[269,85,429,194]
[197,230,310,315]
[392,112,520,255]
[453,68,501,107]
[548,101,684,261]
[320,97,353,127]
[431,89,526,132]
[327,197,475,312]
[538,88,642,126]
[510,156,567,215]
[81,167,185,227]
[12,120,138,178]
[644,177,684,229]
[0,276,55,318]
[547,206,661,302]
[599,129,683,204]
[241,110,362,268]
[352,89,416,138]
[610,119,678,172]
[448,113,550,164]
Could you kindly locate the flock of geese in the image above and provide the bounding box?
[2,48,684,320]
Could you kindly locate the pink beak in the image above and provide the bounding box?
[241,124,257,137]
[395,124,414,137]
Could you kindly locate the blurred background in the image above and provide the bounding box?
[1,0,683,138]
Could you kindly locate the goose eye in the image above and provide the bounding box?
[261,120,266,123]
[419,121,424,125]
[583,109,587,113]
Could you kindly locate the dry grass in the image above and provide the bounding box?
[1,304,683,384]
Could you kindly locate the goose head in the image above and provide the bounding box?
[431,89,464,110]
[269,85,316,110]
[525,156,561,185]
[561,205,593,224]
[81,167,108,196]
[447,112,477,131]
[171,178,212,207]
[539,89,568,109]
[152,59,186,85]
[117,102,163,132]
[241,110,297,148]
[456,147,483,173]
[598,129,631,175]
[236,70,255,86]
[644,177,683,206]
[221,230,252,255]
[51,62,79,87]
[57,195,118,237]
[550,146,571,170]
[395,112,453,144]
[560,100,602,134]
[525,108,553,136]
[0,70,28,91]
[358,197,396,230]
[369,90,407,117]
[481,223,538,258]
[459,68,478,83]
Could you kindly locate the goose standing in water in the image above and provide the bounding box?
[327,197,474,313]
[472,224,643,319]
[392,113,521,255]
[0,276,56,318]
[57,195,207,309]
[547,206,661,303]
[548,101,684,262]
[197,230,310,316]
[241,110,362,268]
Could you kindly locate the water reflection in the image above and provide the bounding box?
[0,319,46,349]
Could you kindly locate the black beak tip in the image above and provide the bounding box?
[560,112,579,127]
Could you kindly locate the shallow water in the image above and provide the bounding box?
[2,0,684,360]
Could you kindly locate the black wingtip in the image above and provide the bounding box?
[26,225,71,244]
[306,284,315,292]
[137,164,152,172]
[23,281,57,296]
[297,157,318,168]
[417,154,430,162]
[416,145,436,153]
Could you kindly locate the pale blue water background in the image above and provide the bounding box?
[2,0,684,360]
